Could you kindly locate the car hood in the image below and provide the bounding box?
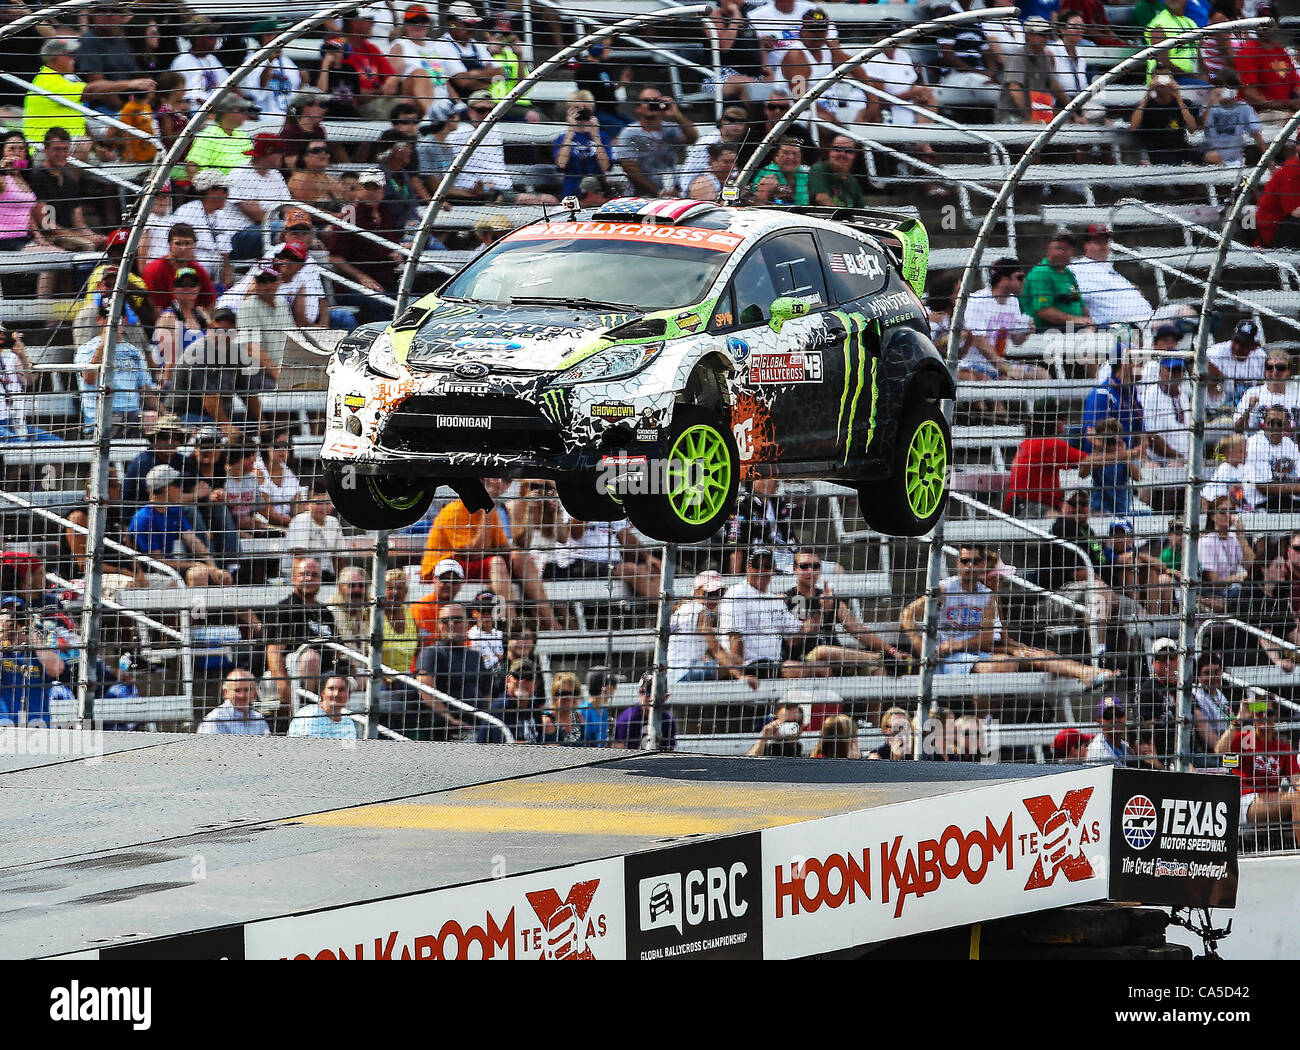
[400,300,643,374]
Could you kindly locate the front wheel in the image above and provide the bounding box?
[325,466,436,531]
[859,399,950,536]
[622,405,739,544]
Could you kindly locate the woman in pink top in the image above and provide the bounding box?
[0,132,62,299]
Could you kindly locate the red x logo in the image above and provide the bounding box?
[1022,788,1095,890]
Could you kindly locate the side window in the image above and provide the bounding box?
[762,232,829,307]
[730,247,779,327]
[818,230,890,305]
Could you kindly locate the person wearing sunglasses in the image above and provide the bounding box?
[614,85,698,199]
[1216,689,1300,844]
[1234,351,1298,434]
[958,257,1043,403]
[444,90,557,204]
[386,5,452,117]
[1243,404,1300,511]
[1084,696,1140,765]
[539,671,587,746]
[414,601,494,741]
[899,544,998,687]
[783,548,905,687]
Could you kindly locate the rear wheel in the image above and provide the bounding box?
[555,472,624,522]
[623,405,739,543]
[860,399,950,536]
[325,467,435,531]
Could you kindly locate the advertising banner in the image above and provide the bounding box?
[623,833,763,960]
[1108,768,1240,908]
[760,767,1113,958]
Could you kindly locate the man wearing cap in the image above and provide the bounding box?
[128,463,229,585]
[324,169,403,317]
[1067,224,1154,328]
[169,171,237,288]
[235,265,291,410]
[748,0,839,69]
[996,16,1067,122]
[667,569,754,687]
[1084,697,1138,764]
[1244,403,1300,510]
[1138,350,1191,463]
[226,134,292,259]
[386,4,454,115]
[443,91,558,204]
[781,10,872,129]
[477,659,545,744]
[241,19,302,118]
[22,37,139,144]
[1208,320,1267,408]
[1020,231,1093,333]
[185,95,256,179]
[340,10,406,119]
[1052,727,1094,763]
[1234,9,1300,120]
[0,603,64,728]
[718,547,823,679]
[484,14,537,121]
[429,2,502,98]
[411,557,467,649]
[74,6,155,113]
[122,414,198,508]
[613,671,679,751]
[959,258,1041,384]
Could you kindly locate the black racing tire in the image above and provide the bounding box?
[325,466,436,532]
[859,398,951,537]
[554,472,625,522]
[622,405,740,544]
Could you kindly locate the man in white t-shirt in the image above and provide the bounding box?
[427,2,500,98]
[242,19,302,116]
[1138,356,1191,463]
[168,170,239,288]
[282,485,348,578]
[1208,320,1267,408]
[862,44,935,126]
[1234,351,1300,434]
[1244,404,1300,510]
[717,547,819,675]
[225,134,292,258]
[959,257,1044,381]
[748,0,837,70]
[1067,224,1153,327]
[1084,696,1137,765]
[170,19,228,109]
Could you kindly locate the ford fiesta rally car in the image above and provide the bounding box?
[322,198,953,542]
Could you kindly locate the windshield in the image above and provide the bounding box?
[443,221,744,312]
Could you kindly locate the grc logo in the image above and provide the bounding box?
[774,849,871,918]
[881,817,1013,919]
[525,880,607,960]
[1021,789,1100,890]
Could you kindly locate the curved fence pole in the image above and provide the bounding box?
[733,7,1018,193]
[919,17,1271,719]
[394,3,709,315]
[1176,102,1300,772]
[78,0,367,726]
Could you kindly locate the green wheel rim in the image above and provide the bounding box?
[905,419,947,520]
[666,424,732,526]
[367,476,425,511]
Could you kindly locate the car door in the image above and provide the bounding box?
[721,231,835,468]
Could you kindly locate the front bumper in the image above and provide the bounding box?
[321,357,676,478]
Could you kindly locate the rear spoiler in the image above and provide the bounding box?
[767,205,930,297]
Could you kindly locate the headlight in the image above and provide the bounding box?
[553,342,662,386]
[366,331,401,379]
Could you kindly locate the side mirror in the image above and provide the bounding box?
[768,296,811,334]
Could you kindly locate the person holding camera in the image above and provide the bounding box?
[553,90,612,197]
[1130,74,1200,165]
[614,86,698,198]
[0,603,64,727]
[748,701,804,757]
[1216,689,1300,841]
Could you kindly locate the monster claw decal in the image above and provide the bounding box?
[831,311,880,463]
[539,387,571,427]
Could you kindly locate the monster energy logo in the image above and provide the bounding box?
[430,303,478,321]
[539,388,570,426]
[831,310,879,463]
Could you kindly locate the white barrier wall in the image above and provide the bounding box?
[1166,855,1300,960]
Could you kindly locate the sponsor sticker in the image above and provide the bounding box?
[343,393,365,412]
[712,310,733,328]
[591,402,636,420]
[507,221,744,252]
[452,338,523,352]
[726,335,749,361]
[635,426,658,442]
[1121,794,1158,851]
[436,415,491,429]
[828,247,884,279]
[321,437,360,458]
[751,351,822,385]
[675,312,703,334]
[453,361,490,379]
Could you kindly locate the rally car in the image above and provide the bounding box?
[321,198,953,542]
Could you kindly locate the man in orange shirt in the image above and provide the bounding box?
[419,478,560,629]
[411,557,467,654]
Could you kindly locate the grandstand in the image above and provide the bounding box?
[0,0,1298,868]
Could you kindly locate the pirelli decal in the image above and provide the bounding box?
[832,310,879,463]
[539,388,570,426]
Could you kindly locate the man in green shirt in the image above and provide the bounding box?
[809,135,866,208]
[750,136,810,206]
[185,95,256,179]
[1145,0,1209,88]
[1019,232,1095,332]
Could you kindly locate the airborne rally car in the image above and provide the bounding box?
[322,198,953,542]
